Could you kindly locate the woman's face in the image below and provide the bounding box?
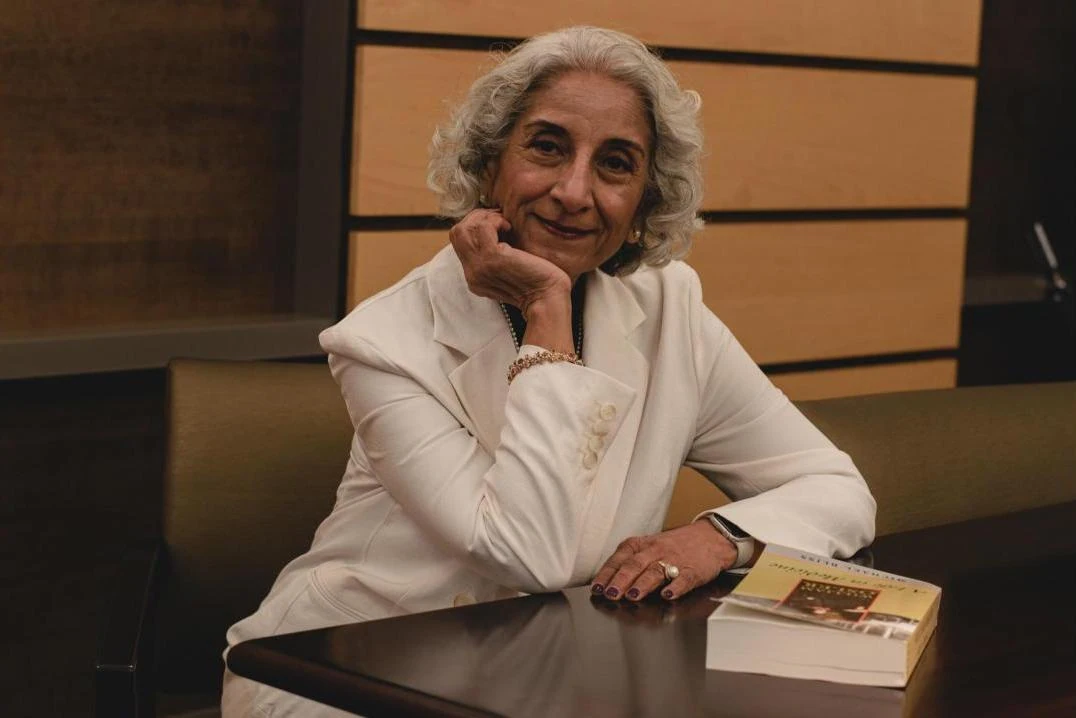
[486,71,651,283]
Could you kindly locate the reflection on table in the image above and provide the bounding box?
[228,501,1076,718]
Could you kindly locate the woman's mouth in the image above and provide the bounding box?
[536,216,595,238]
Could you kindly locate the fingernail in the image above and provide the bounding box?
[605,587,619,599]
[591,583,604,595]
[626,588,640,600]
[661,589,673,600]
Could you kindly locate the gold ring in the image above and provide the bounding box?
[657,560,680,581]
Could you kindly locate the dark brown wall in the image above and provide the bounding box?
[1,2,306,715]
[0,0,302,333]
[0,371,166,718]
[959,0,1076,385]
[967,0,1076,277]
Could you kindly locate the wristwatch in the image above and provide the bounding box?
[706,513,755,569]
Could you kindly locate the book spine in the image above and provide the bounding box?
[904,592,941,680]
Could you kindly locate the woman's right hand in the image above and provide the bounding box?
[448,209,571,316]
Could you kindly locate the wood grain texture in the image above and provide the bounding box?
[689,220,967,363]
[771,359,958,401]
[358,0,983,66]
[350,220,965,365]
[347,230,448,308]
[0,0,302,333]
[349,47,977,215]
[676,64,977,210]
[350,46,488,216]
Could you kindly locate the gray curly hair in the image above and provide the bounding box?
[427,26,704,275]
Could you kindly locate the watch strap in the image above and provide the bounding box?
[705,513,754,569]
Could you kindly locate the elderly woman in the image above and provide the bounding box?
[223,25,874,716]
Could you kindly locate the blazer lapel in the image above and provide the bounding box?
[429,248,652,582]
[428,247,515,453]
[569,271,649,583]
[447,337,515,453]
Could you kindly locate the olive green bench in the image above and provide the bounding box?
[97,361,1075,717]
[665,381,1076,536]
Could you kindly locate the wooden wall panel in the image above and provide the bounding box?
[348,231,448,308]
[350,47,976,215]
[676,64,977,210]
[350,221,965,364]
[771,360,957,401]
[358,0,982,66]
[351,47,486,216]
[0,0,302,333]
[690,220,966,363]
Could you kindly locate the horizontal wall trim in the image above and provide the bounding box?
[761,349,958,375]
[351,29,977,77]
[699,208,967,223]
[351,215,455,231]
[349,208,967,232]
[0,316,332,380]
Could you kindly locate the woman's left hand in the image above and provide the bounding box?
[590,520,738,602]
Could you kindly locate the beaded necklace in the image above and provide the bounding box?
[499,274,586,358]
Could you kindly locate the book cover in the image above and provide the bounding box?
[707,545,941,687]
[721,545,939,640]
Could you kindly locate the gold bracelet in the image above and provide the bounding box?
[506,350,583,384]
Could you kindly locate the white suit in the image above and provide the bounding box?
[223,246,876,714]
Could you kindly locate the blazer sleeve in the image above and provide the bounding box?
[683,277,877,559]
[326,337,638,594]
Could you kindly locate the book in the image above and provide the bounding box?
[706,544,941,688]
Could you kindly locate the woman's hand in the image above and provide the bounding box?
[590,520,738,602]
[449,208,571,315]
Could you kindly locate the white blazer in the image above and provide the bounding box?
[226,246,876,646]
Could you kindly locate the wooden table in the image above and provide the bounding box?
[228,501,1076,717]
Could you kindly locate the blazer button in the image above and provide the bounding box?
[587,435,604,451]
[582,451,599,469]
[589,421,610,436]
[453,593,476,607]
[599,403,617,420]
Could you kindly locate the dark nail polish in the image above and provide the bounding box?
[661,589,673,600]
[626,588,640,600]
[605,587,620,599]
[591,583,604,595]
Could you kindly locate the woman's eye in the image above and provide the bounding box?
[602,155,635,174]
[529,139,561,155]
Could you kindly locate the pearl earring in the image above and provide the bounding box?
[479,193,488,207]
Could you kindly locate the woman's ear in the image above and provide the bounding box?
[632,185,659,237]
[480,160,499,207]
[629,209,649,244]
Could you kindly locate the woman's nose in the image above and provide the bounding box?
[549,157,593,212]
